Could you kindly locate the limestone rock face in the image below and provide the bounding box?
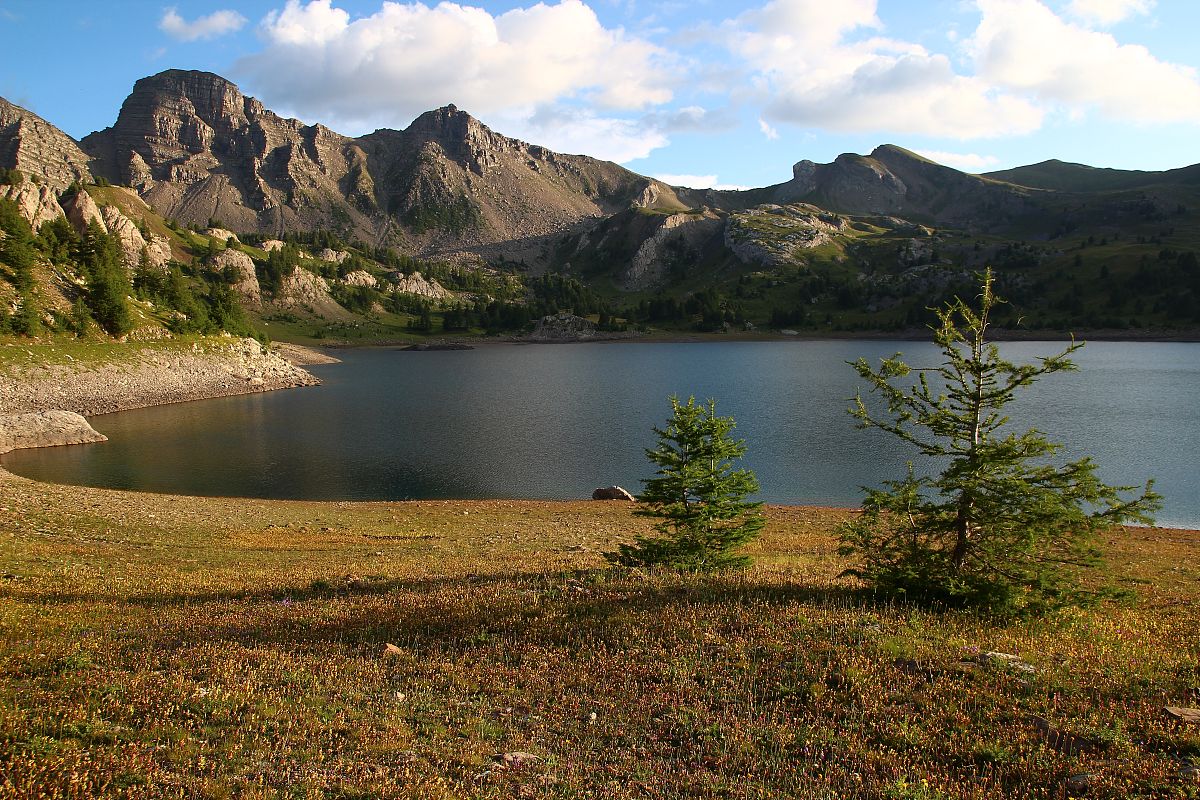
[0,410,107,454]
[0,97,93,189]
[274,266,347,317]
[99,205,155,271]
[317,248,349,263]
[205,227,239,243]
[210,248,261,306]
[62,189,106,234]
[391,271,449,300]
[261,239,285,252]
[0,179,65,230]
[529,312,597,341]
[622,210,724,290]
[341,270,377,288]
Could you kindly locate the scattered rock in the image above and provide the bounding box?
[978,651,1036,673]
[1165,707,1200,724]
[1066,773,1093,791]
[383,643,403,655]
[261,239,285,252]
[592,486,635,501]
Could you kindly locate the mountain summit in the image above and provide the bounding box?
[77,70,674,257]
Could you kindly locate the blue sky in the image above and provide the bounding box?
[1,0,1198,189]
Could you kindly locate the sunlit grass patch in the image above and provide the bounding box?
[1,470,1198,798]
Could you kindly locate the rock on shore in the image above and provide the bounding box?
[0,338,320,417]
[0,410,107,454]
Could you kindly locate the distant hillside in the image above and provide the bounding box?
[986,159,1200,193]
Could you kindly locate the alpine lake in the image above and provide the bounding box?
[4,339,1198,529]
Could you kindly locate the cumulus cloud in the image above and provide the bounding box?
[914,149,1001,171]
[724,0,1043,139]
[970,0,1200,124]
[159,7,247,41]
[1067,0,1154,26]
[237,0,674,133]
[504,106,669,163]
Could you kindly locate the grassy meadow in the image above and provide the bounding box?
[1,470,1198,799]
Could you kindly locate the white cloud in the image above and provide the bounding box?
[724,0,1043,139]
[758,118,779,139]
[238,0,674,133]
[914,149,1001,171]
[1067,0,1154,26]
[505,106,669,163]
[970,0,1200,124]
[159,7,247,41]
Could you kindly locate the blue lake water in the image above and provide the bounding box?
[3,340,1197,528]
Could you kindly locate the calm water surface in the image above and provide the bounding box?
[4,340,1197,528]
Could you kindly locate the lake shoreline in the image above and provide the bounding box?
[310,325,1200,350]
[0,337,328,455]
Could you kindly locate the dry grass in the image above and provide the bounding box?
[1,470,1198,799]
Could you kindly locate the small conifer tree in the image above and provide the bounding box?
[608,396,764,571]
[840,269,1160,612]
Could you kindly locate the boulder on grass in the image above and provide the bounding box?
[592,486,635,501]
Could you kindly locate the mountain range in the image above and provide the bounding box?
[3,68,1199,334]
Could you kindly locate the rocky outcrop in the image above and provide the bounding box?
[529,312,597,341]
[725,204,849,267]
[341,269,377,288]
[62,189,105,233]
[273,266,348,317]
[205,227,239,243]
[622,210,724,290]
[317,248,349,263]
[210,248,261,306]
[0,338,319,418]
[391,271,449,300]
[0,410,107,454]
[261,239,285,252]
[0,178,66,230]
[99,205,173,271]
[0,97,93,189]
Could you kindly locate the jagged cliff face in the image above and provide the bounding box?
[79,70,673,256]
[0,98,93,189]
[82,71,369,237]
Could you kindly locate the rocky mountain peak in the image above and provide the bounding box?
[0,97,93,189]
[403,105,518,176]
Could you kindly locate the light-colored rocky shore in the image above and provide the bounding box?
[0,338,328,453]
